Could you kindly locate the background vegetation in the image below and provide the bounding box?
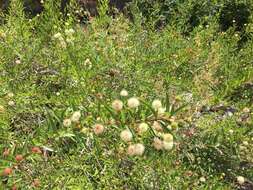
[0,0,252,189]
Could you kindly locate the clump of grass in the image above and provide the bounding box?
[0,0,252,189]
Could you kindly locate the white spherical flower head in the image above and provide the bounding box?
[112,99,123,111]
[71,111,81,123]
[237,176,245,185]
[153,137,163,150]
[7,92,14,98]
[199,177,206,183]
[127,144,136,156]
[120,89,128,97]
[53,32,62,39]
[63,118,72,127]
[243,107,250,113]
[163,141,173,150]
[127,97,140,108]
[134,143,145,156]
[15,59,21,65]
[120,130,133,142]
[8,101,15,107]
[152,99,162,110]
[93,124,105,135]
[138,123,148,134]
[163,133,173,142]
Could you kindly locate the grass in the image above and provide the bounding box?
[0,0,252,189]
